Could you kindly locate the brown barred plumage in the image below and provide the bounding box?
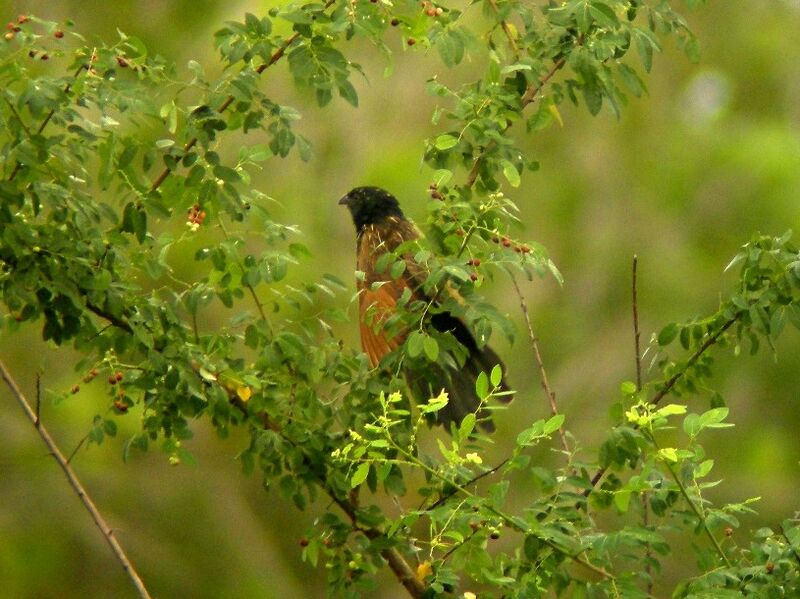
[340,187,512,432]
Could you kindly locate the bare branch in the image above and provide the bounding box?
[0,360,153,599]
[632,255,643,390]
[511,274,569,454]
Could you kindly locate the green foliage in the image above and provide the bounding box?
[2,3,799,598]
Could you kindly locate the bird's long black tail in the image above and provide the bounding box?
[408,312,513,433]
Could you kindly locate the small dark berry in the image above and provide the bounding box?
[71,384,80,394]
[492,236,500,244]
[17,15,30,24]
[390,18,400,26]
[299,537,310,547]
[470,273,478,282]
[54,30,64,39]
[514,246,522,253]
[490,530,500,540]
[469,521,480,531]
[472,258,481,266]
[502,238,511,247]
[108,375,117,385]
[117,56,128,68]
[456,229,465,236]
[407,38,416,46]
[40,53,49,61]
[115,371,124,382]
[28,50,36,58]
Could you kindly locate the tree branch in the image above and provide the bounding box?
[8,64,89,182]
[465,55,567,189]
[584,313,741,497]
[511,274,569,454]
[650,314,739,406]
[0,359,153,599]
[148,0,335,195]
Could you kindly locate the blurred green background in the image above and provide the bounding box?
[1,1,799,597]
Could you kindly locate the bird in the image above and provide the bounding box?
[339,186,512,432]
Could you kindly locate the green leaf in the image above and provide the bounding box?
[490,364,502,387]
[543,414,565,435]
[657,323,679,346]
[614,489,632,513]
[350,462,370,488]
[475,371,489,399]
[407,331,425,358]
[422,336,439,362]
[501,160,521,187]
[434,134,459,150]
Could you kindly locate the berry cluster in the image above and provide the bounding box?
[421,1,444,17]
[491,234,531,254]
[186,203,206,231]
[5,16,63,44]
[428,182,443,200]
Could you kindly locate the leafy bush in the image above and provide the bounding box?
[1,3,798,597]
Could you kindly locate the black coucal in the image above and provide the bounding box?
[339,186,512,432]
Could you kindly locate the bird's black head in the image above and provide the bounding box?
[339,186,404,233]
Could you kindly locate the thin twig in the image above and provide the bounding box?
[584,313,741,497]
[650,315,739,406]
[35,372,41,425]
[632,256,652,593]
[486,0,519,57]
[465,56,567,189]
[0,360,153,599]
[424,458,510,512]
[632,256,642,390]
[148,0,335,195]
[511,274,569,454]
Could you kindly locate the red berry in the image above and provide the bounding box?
[299,537,309,547]
[407,38,416,46]
[17,15,30,24]
[472,258,481,266]
[40,53,49,60]
[54,30,64,39]
[108,375,117,385]
[470,273,478,282]
[113,400,128,413]
[117,56,128,67]
[426,7,437,16]
[502,238,511,247]
[115,371,124,382]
